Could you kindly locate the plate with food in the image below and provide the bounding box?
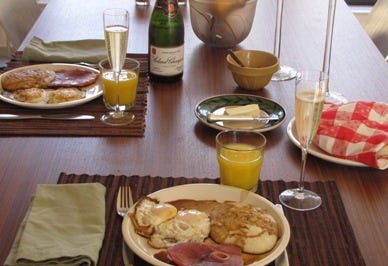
[0,63,102,109]
[122,183,290,266]
[287,117,367,167]
[195,94,286,132]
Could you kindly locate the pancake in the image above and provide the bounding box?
[48,87,84,103]
[209,201,279,254]
[1,69,56,91]
[13,88,48,103]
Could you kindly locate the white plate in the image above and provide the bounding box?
[122,184,290,266]
[287,118,367,167]
[0,63,102,109]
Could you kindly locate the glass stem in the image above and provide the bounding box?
[114,71,121,114]
[274,0,284,57]
[322,0,337,95]
[298,146,308,192]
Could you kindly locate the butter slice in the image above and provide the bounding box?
[225,104,261,116]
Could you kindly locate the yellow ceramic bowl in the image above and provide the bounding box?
[227,50,279,90]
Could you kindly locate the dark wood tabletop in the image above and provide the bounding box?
[1,0,387,265]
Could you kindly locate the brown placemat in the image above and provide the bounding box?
[57,173,365,266]
[0,53,148,137]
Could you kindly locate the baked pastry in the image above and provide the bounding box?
[13,88,48,103]
[48,88,84,103]
[210,202,279,254]
[1,69,56,91]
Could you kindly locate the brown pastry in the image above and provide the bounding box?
[13,88,48,103]
[1,69,56,91]
[48,87,84,103]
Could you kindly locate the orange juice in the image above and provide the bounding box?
[101,70,138,107]
[217,143,264,190]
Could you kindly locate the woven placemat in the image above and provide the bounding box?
[57,173,365,266]
[0,53,148,137]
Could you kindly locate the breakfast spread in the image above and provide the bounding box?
[1,67,99,104]
[129,197,280,265]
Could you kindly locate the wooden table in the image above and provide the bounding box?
[1,0,387,265]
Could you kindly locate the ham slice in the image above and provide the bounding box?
[49,68,98,87]
[167,242,243,266]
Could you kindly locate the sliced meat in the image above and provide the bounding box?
[167,242,243,266]
[49,68,98,87]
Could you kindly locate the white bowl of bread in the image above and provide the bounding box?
[122,183,290,266]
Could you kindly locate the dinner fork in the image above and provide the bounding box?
[116,186,134,266]
[117,186,133,217]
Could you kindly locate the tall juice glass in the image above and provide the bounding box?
[216,130,266,192]
[279,70,327,211]
[99,58,139,119]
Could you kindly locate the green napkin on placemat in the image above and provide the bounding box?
[22,36,106,64]
[5,183,106,266]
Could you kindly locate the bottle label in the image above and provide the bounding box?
[150,44,184,76]
[157,0,178,17]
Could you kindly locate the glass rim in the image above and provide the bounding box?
[98,58,140,71]
[296,70,329,81]
[216,130,266,151]
[103,8,129,16]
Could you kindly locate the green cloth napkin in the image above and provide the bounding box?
[5,183,106,266]
[22,36,107,64]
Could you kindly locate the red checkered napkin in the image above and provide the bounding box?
[314,101,388,169]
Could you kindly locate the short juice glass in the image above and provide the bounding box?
[216,130,266,192]
[99,58,139,125]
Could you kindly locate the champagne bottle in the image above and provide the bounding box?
[148,0,184,82]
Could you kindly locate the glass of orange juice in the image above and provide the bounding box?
[98,58,140,125]
[216,130,266,192]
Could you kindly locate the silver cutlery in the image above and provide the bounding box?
[117,186,134,266]
[207,113,279,122]
[0,114,95,120]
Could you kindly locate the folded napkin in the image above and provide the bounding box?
[314,101,388,169]
[22,36,106,64]
[5,183,106,266]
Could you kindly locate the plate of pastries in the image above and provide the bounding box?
[122,184,290,266]
[0,63,102,109]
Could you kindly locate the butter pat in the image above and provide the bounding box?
[225,104,261,116]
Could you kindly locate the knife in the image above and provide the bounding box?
[0,114,95,120]
[207,113,279,122]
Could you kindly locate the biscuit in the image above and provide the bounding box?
[1,69,56,91]
[13,88,48,103]
[48,88,84,103]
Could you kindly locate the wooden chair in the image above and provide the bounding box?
[0,0,41,54]
[363,0,388,59]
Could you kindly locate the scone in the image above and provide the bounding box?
[210,202,279,254]
[13,88,48,103]
[48,87,84,103]
[1,69,56,91]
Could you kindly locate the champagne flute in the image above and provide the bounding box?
[101,8,131,126]
[279,70,327,211]
[271,0,297,81]
[322,0,347,104]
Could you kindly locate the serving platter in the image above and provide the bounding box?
[195,94,286,132]
[0,63,102,109]
[287,118,367,167]
[122,183,290,266]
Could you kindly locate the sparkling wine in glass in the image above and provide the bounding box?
[101,8,132,126]
[279,70,327,211]
[322,0,347,104]
[271,0,297,81]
